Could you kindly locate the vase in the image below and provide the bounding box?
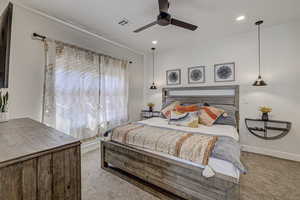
[261,112,269,121]
[149,106,153,112]
[0,112,9,122]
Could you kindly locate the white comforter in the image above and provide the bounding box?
[138,117,239,141]
[137,117,240,179]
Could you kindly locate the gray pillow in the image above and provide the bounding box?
[161,100,177,110]
[213,105,237,127]
[214,114,237,127]
[214,105,237,114]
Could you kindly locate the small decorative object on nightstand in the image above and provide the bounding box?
[147,102,155,112]
[259,106,272,121]
[245,118,291,140]
[141,110,160,120]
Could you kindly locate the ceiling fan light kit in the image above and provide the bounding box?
[134,0,198,33]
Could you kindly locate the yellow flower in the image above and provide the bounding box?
[259,106,272,113]
[147,103,155,107]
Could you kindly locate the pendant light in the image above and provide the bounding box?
[253,20,267,86]
[150,47,157,90]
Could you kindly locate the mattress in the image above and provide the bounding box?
[136,117,240,179]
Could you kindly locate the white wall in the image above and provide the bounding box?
[0,0,9,14]
[8,4,144,122]
[144,20,300,160]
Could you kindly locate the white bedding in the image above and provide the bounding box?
[138,117,239,141]
[137,117,240,179]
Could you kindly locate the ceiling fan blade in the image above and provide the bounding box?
[158,0,169,12]
[134,21,157,33]
[171,18,198,31]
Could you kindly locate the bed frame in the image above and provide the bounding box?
[101,85,240,200]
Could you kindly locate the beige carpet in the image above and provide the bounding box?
[82,149,300,200]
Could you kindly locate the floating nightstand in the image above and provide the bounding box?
[141,110,160,120]
[245,118,291,140]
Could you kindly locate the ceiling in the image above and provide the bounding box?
[15,0,300,53]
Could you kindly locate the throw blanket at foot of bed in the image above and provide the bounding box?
[111,123,218,166]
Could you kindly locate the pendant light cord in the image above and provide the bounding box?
[258,23,261,77]
[253,20,267,86]
[152,48,155,82]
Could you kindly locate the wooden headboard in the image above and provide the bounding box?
[162,85,240,129]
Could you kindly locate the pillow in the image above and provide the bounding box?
[203,102,210,106]
[161,101,180,118]
[175,104,200,113]
[198,106,225,126]
[169,111,189,120]
[168,111,199,128]
[214,114,237,127]
[161,99,175,109]
[180,102,203,106]
[213,105,237,114]
[213,105,237,127]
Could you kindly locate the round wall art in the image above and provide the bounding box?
[188,66,205,84]
[214,62,235,82]
[166,69,181,85]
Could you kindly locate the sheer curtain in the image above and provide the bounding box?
[99,56,129,130]
[43,41,129,140]
[44,41,100,140]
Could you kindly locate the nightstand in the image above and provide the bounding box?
[245,118,292,140]
[141,110,160,120]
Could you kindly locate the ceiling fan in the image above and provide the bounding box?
[134,0,198,33]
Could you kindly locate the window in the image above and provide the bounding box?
[43,42,128,140]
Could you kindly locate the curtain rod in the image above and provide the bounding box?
[32,33,46,41]
[32,32,133,64]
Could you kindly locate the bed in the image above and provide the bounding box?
[101,85,241,200]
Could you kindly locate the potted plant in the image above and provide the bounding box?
[147,103,155,112]
[0,89,9,122]
[259,106,272,121]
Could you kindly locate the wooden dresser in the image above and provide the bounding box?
[0,118,81,200]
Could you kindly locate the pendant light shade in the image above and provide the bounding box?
[253,75,267,86]
[150,47,157,90]
[253,20,267,86]
[150,82,157,90]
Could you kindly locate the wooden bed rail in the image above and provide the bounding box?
[101,141,240,200]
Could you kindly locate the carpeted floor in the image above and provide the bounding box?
[82,149,300,200]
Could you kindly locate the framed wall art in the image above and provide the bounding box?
[188,66,205,84]
[166,69,181,85]
[214,62,235,82]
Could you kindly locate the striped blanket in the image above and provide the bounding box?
[111,123,218,165]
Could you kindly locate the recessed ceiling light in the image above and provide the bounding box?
[236,15,246,21]
[152,40,158,45]
[118,18,129,26]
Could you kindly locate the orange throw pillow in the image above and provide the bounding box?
[161,101,180,118]
[199,106,224,126]
[175,104,200,113]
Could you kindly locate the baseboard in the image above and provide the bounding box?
[241,145,300,162]
[81,139,100,154]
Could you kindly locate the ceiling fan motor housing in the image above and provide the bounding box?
[157,12,171,26]
[133,0,198,33]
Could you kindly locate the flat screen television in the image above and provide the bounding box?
[0,3,12,88]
